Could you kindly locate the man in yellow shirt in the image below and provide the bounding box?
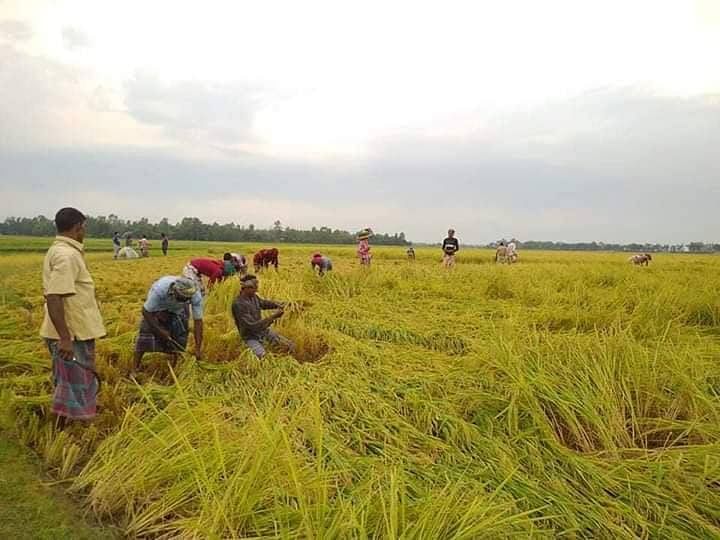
[40,208,106,425]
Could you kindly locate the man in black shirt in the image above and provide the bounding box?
[441,228,459,268]
[231,274,295,358]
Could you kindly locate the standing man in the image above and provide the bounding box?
[232,274,295,358]
[310,252,333,276]
[406,246,416,260]
[441,228,459,268]
[40,208,106,425]
[133,276,203,370]
[138,235,150,257]
[112,231,121,259]
[161,233,169,256]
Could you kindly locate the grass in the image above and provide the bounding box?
[0,432,118,540]
[1,240,719,538]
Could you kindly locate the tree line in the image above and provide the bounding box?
[509,240,719,253]
[0,215,410,246]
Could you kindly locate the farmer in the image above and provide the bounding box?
[182,254,236,295]
[40,207,105,425]
[629,253,652,266]
[133,276,203,370]
[112,231,121,259]
[441,228,459,268]
[357,228,372,266]
[124,232,133,247]
[406,246,416,260]
[495,241,508,263]
[507,238,519,263]
[222,252,238,276]
[231,252,248,275]
[138,235,150,257]
[161,233,169,256]
[253,248,279,272]
[232,274,295,358]
[310,252,333,276]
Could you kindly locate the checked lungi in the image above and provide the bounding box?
[134,309,189,353]
[46,339,99,420]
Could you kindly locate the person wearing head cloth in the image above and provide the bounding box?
[182,253,236,295]
[357,228,372,266]
[133,276,204,370]
[310,252,333,276]
[231,274,295,358]
[441,228,459,268]
[230,252,248,275]
[406,246,416,260]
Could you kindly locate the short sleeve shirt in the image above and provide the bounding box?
[40,236,106,340]
[144,276,204,319]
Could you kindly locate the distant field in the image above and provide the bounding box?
[0,235,264,253]
[1,238,719,538]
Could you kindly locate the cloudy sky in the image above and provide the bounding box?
[1,0,718,243]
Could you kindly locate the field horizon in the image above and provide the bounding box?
[1,240,719,538]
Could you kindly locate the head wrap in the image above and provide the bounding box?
[241,278,259,289]
[172,277,198,299]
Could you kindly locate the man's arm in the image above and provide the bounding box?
[258,297,282,310]
[46,295,74,360]
[232,301,281,334]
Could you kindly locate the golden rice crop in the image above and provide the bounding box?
[1,242,720,538]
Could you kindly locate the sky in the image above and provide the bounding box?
[0,0,718,244]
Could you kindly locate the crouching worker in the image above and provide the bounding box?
[133,276,204,370]
[310,252,333,276]
[232,274,295,358]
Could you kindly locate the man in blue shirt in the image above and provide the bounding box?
[133,276,204,370]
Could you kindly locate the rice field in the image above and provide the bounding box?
[1,240,720,538]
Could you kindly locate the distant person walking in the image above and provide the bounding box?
[232,274,295,358]
[112,231,121,259]
[40,208,106,426]
[138,236,150,257]
[357,228,372,267]
[133,276,203,370]
[161,233,169,256]
[441,229,459,268]
[406,246,416,260]
[310,252,333,276]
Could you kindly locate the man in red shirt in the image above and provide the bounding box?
[182,253,236,294]
[253,248,279,272]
